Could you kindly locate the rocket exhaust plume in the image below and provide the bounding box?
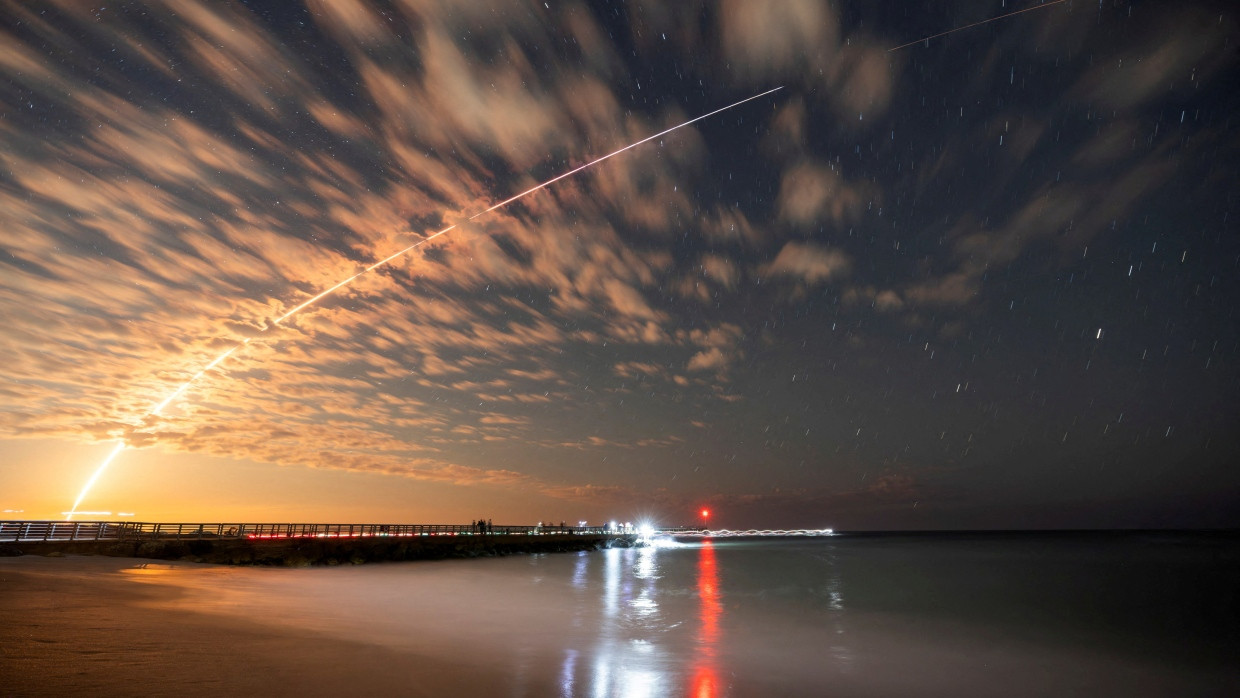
[65,86,784,519]
[888,0,1067,52]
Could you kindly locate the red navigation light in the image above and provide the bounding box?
[700,508,710,519]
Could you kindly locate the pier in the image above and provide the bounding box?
[0,520,635,566]
[656,526,835,537]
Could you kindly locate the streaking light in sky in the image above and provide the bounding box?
[887,0,1068,52]
[66,441,125,520]
[65,87,784,520]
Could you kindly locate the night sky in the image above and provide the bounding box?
[1,1,1237,530]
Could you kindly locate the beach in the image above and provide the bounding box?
[3,535,1238,697]
[0,556,520,697]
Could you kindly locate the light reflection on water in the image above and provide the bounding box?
[585,545,681,697]
[691,540,721,698]
[115,535,1239,697]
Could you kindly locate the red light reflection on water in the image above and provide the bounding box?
[691,540,722,698]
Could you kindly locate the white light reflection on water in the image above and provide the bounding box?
[558,648,579,697]
[818,546,853,668]
[629,546,660,619]
[585,545,679,697]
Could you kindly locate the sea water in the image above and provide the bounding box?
[115,532,1239,697]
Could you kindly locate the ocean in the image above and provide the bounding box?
[2,532,1237,696]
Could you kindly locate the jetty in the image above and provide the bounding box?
[0,520,636,566]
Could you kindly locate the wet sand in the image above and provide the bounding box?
[0,555,519,697]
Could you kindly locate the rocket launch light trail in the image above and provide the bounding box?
[65,86,783,520]
[887,0,1068,52]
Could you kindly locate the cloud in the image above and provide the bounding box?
[850,473,920,501]
[844,286,906,312]
[902,272,978,308]
[901,154,1170,310]
[699,206,765,245]
[700,254,740,289]
[304,0,391,47]
[716,0,892,121]
[761,97,808,160]
[538,483,641,505]
[825,40,893,116]
[478,414,532,426]
[613,361,666,379]
[602,279,659,321]
[171,0,320,114]
[761,242,851,285]
[687,347,728,373]
[692,470,929,519]
[1071,120,1141,169]
[776,161,870,228]
[887,6,1220,317]
[1070,9,1232,111]
[717,0,838,81]
[682,323,743,374]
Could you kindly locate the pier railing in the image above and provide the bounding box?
[0,520,610,543]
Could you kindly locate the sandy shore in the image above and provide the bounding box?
[0,555,518,697]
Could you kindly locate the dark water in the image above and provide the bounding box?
[118,533,1240,696]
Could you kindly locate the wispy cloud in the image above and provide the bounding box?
[0,0,763,500]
